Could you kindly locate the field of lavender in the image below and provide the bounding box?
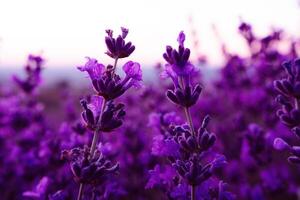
[1,22,300,200]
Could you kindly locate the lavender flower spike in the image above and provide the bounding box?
[273,58,300,165]
[163,31,194,76]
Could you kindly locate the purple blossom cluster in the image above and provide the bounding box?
[0,21,300,200]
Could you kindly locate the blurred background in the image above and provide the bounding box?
[0,0,299,83]
[1,1,300,200]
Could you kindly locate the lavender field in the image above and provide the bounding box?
[1,1,300,199]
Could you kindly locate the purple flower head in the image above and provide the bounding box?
[177,31,185,47]
[81,61,142,100]
[172,154,213,186]
[80,96,125,132]
[238,21,255,44]
[121,27,129,39]
[77,57,105,80]
[162,31,202,108]
[166,83,202,108]
[28,53,43,63]
[274,59,300,98]
[13,54,44,94]
[163,31,194,77]
[62,146,119,185]
[105,27,135,59]
[168,115,216,153]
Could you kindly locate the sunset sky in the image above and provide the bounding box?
[0,0,299,69]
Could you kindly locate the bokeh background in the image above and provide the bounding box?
[0,0,299,75]
[1,0,300,200]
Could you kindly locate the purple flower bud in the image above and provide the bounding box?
[292,127,300,138]
[292,146,300,157]
[177,31,185,47]
[163,31,195,77]
[121,27,129,39]
[273,138,290,151]
[186,136,197,150]
[105,27,135,59]
[201,115,211,128]
[288,156,300,164]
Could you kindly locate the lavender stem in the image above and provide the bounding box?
[76,184,84,200]
[179,74,197,199]
[184,107,195,136]
[76,58,118,200]
[112,58,119,74]
[90,99,107,155]
[295,98,299,109]
[191,185,196,200]
[179,76,196,135]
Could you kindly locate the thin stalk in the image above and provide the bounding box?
[90,99,107,155]
[179,76,196,135]
[77,98,107,200]
[184,107,195,136]
[76,58,118,200]
[179,77,197,200]
[76,184,84,200]
[112,58,119,74]
[91,188,97,200]
[191,185,196,200]
[295,98,299,110]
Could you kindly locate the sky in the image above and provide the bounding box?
[0,0,299,69]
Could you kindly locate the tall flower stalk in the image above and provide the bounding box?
[63,27,142,200]
[273,59,300,164]
[151,31,229,200]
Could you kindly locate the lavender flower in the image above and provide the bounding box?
[162,32,202,108]
[273,58,300,164]
[74,27,142,200]
[148,31,230,200]
[13,54,44,94]
[62,146,119,185]
[78,59,142,100]
[105,27,135,59]
[80,97,125,132]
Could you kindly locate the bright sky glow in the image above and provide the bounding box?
[0,0,299,69]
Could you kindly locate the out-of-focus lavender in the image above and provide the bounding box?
[0,20,299,200]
